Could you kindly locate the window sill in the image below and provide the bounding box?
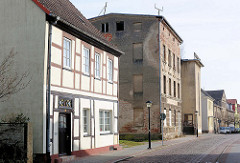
[82,73,90,77]
[108,81,113,84]
[100,132,112,135]
[83,134,91,137]
[94,77,101,81]
[62,67,72,72]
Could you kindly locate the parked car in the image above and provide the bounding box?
[219,127,227,134]
[225,127,231,133]
[235,128,240,133]
[230,127,235,133]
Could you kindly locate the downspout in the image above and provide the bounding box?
[158,17,164,145]
[46,15,59,163]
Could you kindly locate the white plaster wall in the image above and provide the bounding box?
[107,83,113,95]
[52,26,62,46]
[76,38,81,54]
[51,67,61,86]
[75,56,81,71]
[62,70,74,88]
[113,84,118,96]
[94,79,102,93]
[71,40,75,70]
[51,47,62,65]
[114,56,118,69]
[81,75,90,91]
[114,70,118,82]
[75,74,80,89]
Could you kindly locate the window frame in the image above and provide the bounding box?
[169,110,172,126]
[83,108,90,135]
[83,47,90,75]
[99,110,112,134]
[63,37,71,69]
[107,59,113,82]
[95,52,101,79]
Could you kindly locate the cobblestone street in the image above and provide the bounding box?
[122,134,240,163]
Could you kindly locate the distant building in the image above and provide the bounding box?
[201,89,215,133]
[90,13,183,139]
[227,99,239,128]
[181,54,204,135]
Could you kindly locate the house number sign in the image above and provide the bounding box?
[59,98,72,109]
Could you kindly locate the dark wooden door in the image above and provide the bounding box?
[59,113,71,155]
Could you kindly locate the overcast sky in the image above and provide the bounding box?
[70,0,240,102]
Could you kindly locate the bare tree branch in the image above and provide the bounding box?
[0,49,31,102]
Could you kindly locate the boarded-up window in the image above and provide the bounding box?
[178,83,180,98]
[133,22,142,32]
[133,43,143,63]
[134,108,144,127]
[177,57,180,73]
[169,78,171,96]
[174,81,176,97]
[163,75,166,94]
[163,45,166,61]
[168,49,171,67]
[133,75,143,93]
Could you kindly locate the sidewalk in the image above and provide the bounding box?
[71,134,202,163]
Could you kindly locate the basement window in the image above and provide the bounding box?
[116,21,124,31]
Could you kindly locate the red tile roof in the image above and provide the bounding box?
[32,0,123,56]
[227,99,237,105]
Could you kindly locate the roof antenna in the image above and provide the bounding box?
[154,4,163,15]
[99,2,108,16]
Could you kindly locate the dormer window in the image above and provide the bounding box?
[101,23,109,33]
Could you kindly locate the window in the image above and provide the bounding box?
[178,83,180,98]
[108,59,113,82]
[95,53,101,78]
[168,49,171,67]
[173,53,176,69]
[116,21,124,31]
[83,109,90,134]
[169,78,171,96]
[174,110,177,126]
[83,47,90,75]
[99,110,111,133]
[169,110,172,126]
[133,43,143,63]
[163,45,166,62]
[163,75,166,94]
[177,57,180,73]
[63,38,71,69]
[101,23,109,33]
[164,109,167,127]
[174,81,176,97]
[133,74,143,96]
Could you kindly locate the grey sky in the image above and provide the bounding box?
[70,0,240,102]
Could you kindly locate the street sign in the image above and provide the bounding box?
[160,113,166,120]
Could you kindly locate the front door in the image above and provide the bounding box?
[59,113,71,155]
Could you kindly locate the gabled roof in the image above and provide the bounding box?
[32,0,123,56]
[201,89,214,101]
[227,99,237,105]
[89,13,183,44]
[205,90,225,103]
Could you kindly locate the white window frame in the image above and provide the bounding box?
[95,53,101,79]
[164,109,167,127]
[63,38,71,69]
[99,110,111,133]
[83,109,90,135]
[83,47,90,75]
[107,59,113,82]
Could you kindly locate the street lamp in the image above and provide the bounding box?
[195,111,198,137]
[146,101,153,149]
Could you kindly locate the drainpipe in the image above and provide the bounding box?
[158,17,164,146]
[46,15,59,163]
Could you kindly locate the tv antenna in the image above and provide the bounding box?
[99,2,108,16]
[154,4,163,15]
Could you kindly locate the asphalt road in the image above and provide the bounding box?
[121,134,240,163]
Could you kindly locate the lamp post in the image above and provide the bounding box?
[146,101,153,149]
[195,111,198,137]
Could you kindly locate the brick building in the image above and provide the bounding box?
[90,13,183,139]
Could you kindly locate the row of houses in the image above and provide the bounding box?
[0,0,239,162]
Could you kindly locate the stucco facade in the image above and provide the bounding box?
[181,58,204,135]
[90,14,183,139]
[201,89,214,133]
[0,0,122,161]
